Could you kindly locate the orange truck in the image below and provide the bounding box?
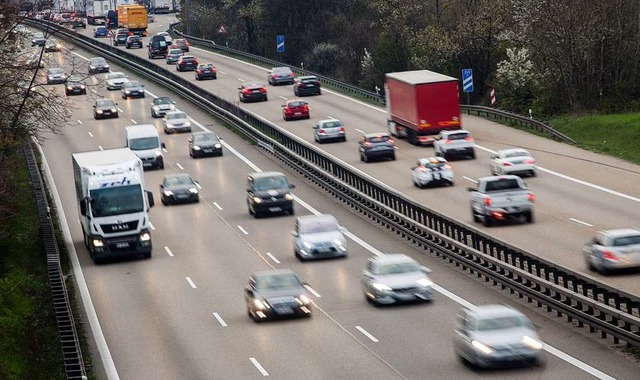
[117,5,148,36]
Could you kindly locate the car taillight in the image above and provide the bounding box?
[128,32,132,36]
[524,158,536,164]
[243,88,251,94]
[602,250,618,261]
[194,59,198,64]
[483,197,492,206]
[303,105,309,111]
[339,127,345,132]
[319,129,325,135]
[259,87,267,93]
[363,142,372,147]
[464,137,474,142]
[186,41,190,46]
[444,164,452,170]
[502,162,512,166]
[527,192,535,202]
[445,139,453,144]
[271,74,278,78]
[212,67,217,72]
[387,138,394,144]
[290,73,295,77]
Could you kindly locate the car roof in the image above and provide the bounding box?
[498,148,530,155]
[252,268,297,279]
[318,119,341,125]
[599,228,640,238]
[468,304,524,320]
[249,171,285,180]
[372,253,416,265]
[297,214,338,226]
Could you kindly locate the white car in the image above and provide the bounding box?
[163,111,191,134]
[156,31,172,44]
[490,148,536,177]
[291,214,347,261]
[105,72,128,90]
[433,130,476,160]
[411,157,454,188]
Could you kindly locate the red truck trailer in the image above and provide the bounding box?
[385,70,461,145]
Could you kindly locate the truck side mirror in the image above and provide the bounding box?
[146,191,155,208]
[80,198,87,216]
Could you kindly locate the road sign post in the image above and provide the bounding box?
[462,69,473,105]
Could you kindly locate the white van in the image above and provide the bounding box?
[125,124,165,170]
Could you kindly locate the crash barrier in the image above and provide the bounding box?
[29,19,640,349]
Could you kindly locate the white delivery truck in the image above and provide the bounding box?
[86,0,110,25]
[125,124,165,170]
[72,148,155,263]
[151,0,172,13]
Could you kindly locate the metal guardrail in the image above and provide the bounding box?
[30,19,640,349]
[22,142,87,380]
[169,23,577,145]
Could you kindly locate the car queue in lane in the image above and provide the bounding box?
[35,26,634,379]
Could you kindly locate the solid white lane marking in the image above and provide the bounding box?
[570,218,594,227]
[149,222,155,230]
[176,163,184,170]
[219,70,226,75]
[237,225,248,235]
[463,176,477,184]
[117,108,123,113]
[91,88,98,94]
[88,131,93,137]
[265,252,280,264]
[212,312,228,327]
[67,108,72,113]
[249,358,269,376]
[544,345,615,380]
[130,119,137,124]
[303,285,321,298]
[164,246,174,257]
[213,202,223,210]
[237,78,245,82]
[186,277,197,289]
[355,326,379,343]
[77,120,83,125]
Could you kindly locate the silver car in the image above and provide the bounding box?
[584,228,640,275]
[121,81,145,99]
[411,157,454,188]
[292,214,347,261]
[105,72,128,90]
[268,66,295,85]
[163,110,191,134]
[313,119,346,143]
[362,254,433,305]
[453,305,545,368]
[46,67,67,84]
[490,148,536,177]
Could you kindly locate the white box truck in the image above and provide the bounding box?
[151,0,172,14]
[72,148,155,263]
[86,0,110,25]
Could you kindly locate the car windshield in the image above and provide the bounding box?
[167,112,186,120]
[474,316,529,331]
[321,121,342,128]
[89,184,144,217]
[193,134,217,143]
[273,67,291,74]
[129,137,159,150]
[91,58,106,65]
[156,97,172,105]
[108,73,125,79]
[125,81,141,88]
[422,159,444,168]
[299,219,338,234]
[255,273,300,290]
[485,178,521,191]
[447,132,470,140]
[49,68,64,74]
[301,77,317,82]
[96,100,114,107]
[32,33,44,38]
[377,261,420,275]
[165,176,192,186]
[505,150,530,158]
[200,64,213,69]
[67,76,83,83]
[169,49,182,54]
[253,176,289,191]
[613,234,640,246]
[288,101,306,108]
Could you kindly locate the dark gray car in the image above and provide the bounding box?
[292,214,347,260]
[362,254,433,305]
[88,57,110,74]
[268,66,295,85]
[188,131,223,158]
[160,173,199,205]
[121,80,145,99]
[453,305,545,368]
[244,269,312,322]
[93,99,118,119]
[246,172,295,217]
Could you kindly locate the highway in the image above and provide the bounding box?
[34,18,640,379]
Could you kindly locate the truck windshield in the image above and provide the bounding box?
[129,137,159,150]
[89,185,144,217]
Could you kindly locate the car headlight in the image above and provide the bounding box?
[139,232,151,242]
[184,121,191,127]
[214,144,221,148]
[111,108,117,112]
[48,76,53,80]
[155,150,163,157]
[153,106,160,111]
[522,336,543,350]
[169,104,176,110]
[67,86,72,89]
[253,299,269,310]
[372,283,392,291]
[91,239,104,247]
[303,241,312,249]
[80,85,86,89]
[334,239,342,246]
[296,295,311,305]
[253,197,262,204]
[192,145,201,150]
[416,278,433,287]
[188,188,198,194]
[89,66,95,69]
[96,110,103,113]
[284,193,294,201]
[163,190,174,196]
[125,90,131,93]
[472,340,494,355]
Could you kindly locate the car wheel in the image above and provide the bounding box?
[161,197,167,206]
[483,215,493,227]
[470,151,476,159]
[449,180,455,187]
[317,89,322,95]
[263,95,268,102]
[342,136,347,142]
[390,153,396,161]
[530,170,537,177]
[525,211,535,223]
[195,75,199,80]
[362,153,369,163]
[471,207,480,223]
[158,161,164,170]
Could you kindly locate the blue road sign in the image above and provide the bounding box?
[277,35,285,53]
[462,69,473,93]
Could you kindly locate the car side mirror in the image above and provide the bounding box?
[159,184,164,189]
[291,231,298,237]
[92,105,96,108]
[161,142,166,149]
[245,287,253,297]
[289,184,296,189]
[281,104,285,107]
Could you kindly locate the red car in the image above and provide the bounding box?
[282,100,310,121]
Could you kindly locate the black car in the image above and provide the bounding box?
[358,132,396,162]
[125,35,143,49]
[148,35,169,59]
[93,99,118,119]
[188,131,223,158]
[267,66,295,85]
[65,77,86,96]
[113,29,129,46]
[176,55,198,71]
[121,80,145,98]
[238,82,268,103]
[195,63,216,80]
[160,173,199,205]
[244,269,312,322]
[293,76,321,96]
[246,171,295,217]
[88,57,109,74]
[73,18,86,28]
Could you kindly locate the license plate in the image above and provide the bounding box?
[116,242,129,248]
[269,207,281,212]
[103,112,110,115]
[275,307,293,314]
[143,162,152,167]
[252,90,260,93]
[177,194,188,199]
[202,149,212,152]
[294,112,301,115]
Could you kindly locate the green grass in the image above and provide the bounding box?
[0,151,66,379]
[550,113,640,164]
